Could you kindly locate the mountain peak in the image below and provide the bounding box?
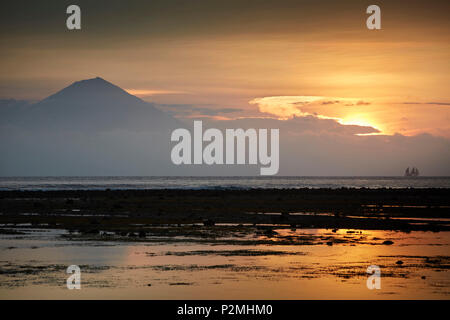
[76,76,109,85]
[28,77,180,131]
[44,77,134,102]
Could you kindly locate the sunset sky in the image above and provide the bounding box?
[0,1,448,135]
[1,0,449,138]
[1,0,450,176]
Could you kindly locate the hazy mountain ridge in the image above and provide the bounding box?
[5,77,181,131]
[0,77,182,175]
[0,99,33,125]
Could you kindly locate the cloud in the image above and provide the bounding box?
[321,100,340,105]
[125,89,188,96]
[248,96,379,133]
[318,100,371,107]
[403,102,450,106]
[249,96,325,119]
[197,117,449,175]
[156,104,243,117]
[194,107,243,115]
[205,113,379,136]
[249,96,373,119]
[342,101,371,106]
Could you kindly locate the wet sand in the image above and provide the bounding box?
[0,227,449,299]
[0,188,449,299]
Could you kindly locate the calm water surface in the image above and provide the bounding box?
[0,227,448,299]
[1,176,450,190]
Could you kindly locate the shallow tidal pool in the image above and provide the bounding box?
[0,227,449,299]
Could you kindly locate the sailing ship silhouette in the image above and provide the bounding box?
[405,167,420,177]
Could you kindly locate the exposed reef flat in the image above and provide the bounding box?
[0,188,449,233]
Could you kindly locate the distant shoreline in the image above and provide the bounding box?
[1,176,450,191]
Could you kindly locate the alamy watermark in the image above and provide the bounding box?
[366,5,381,30]
[66,5,81,30]
[366,265,381,289]
[171,121,279,175]
[65,5,380,31]
[66,265,81,289]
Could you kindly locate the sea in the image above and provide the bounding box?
[0,176,449,190]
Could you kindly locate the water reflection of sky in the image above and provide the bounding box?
[0,229,449,299]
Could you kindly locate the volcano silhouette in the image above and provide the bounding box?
[24,77,180,131]
[0,77,183,175]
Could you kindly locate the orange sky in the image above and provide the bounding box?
[1,0,449,137]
